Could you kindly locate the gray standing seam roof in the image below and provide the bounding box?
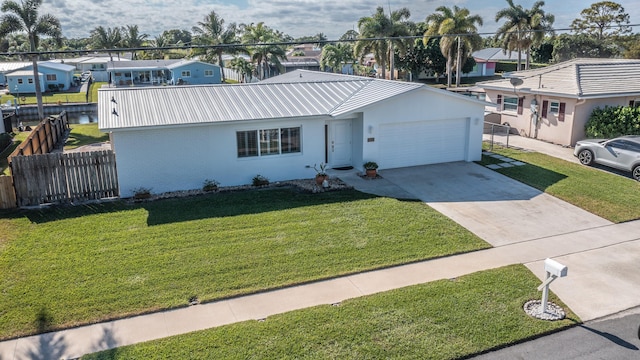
[99,70,447,131]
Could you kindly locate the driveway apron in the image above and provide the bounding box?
[378,162,612,247]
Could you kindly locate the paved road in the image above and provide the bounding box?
[471,307,640,360]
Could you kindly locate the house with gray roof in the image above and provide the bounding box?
[477,58,640,146]
[107,59,221,86]
[99,70,486,197]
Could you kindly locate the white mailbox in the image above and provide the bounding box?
[544,258,568,278]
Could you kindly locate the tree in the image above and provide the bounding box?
[355,6,413,80]
[571,1,631,39]
[162,29,192,45]
[424,5,483,87]
[192,10,239,82]
[320,43,354,73]
[0,0,62,121]
[241,22,286,79]
[228,56,254,83]
[122,25,148,60]
[90,26,122,61]
[495,0,554,70]
[551,33,619,62]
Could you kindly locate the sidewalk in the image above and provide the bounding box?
[483,133,579,164]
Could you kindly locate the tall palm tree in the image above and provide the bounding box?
[90,26,122,61]
[0,0,62,121]
[320,43,354,73]
[495,0,554,70]
[241,22,286,80]
[192,10,239,82]
[355,6,413,80]
[122,24,148,60]
[424,6,483,87]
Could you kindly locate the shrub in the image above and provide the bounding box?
[585,105,640,138]
[252,175,269,187]
[132,187,152,200]
[202,179,220,192]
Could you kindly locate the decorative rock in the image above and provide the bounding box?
[523,299,566,321]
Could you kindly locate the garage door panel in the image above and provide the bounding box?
[379,119,468,169]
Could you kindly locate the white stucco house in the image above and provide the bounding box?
[98,70,486,197]
[478,58,640,146]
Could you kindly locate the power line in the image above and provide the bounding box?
[1,24,638,57]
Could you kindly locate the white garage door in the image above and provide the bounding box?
[379,118,468,169]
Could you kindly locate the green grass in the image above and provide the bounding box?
[481,144,640,222]
[64,123,109,150]
[83,265,579,359]
[0,131,30,175]
[1,82,105,105]
[0,188,489,340]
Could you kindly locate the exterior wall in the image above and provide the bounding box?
[485,90,638,145]
[360,89,484,170]
[7,73,45,94]
[170,63,221,85]
[112,117,328,197]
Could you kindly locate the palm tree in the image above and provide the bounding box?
[228,56,254,83]
[90,26,122,61]
[122,25,148,60]
[0,0,62,121]
[355,6,413,80]
[320,43,354,73]
[241,22,286,80]
[495,0,554,70]
[424,6,483,87]
[192,10,239,82]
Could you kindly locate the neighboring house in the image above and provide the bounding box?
[107,60,221,86]
[0,62,30,86]
[51,56,127,82]
[6,62,75,94]
[469,47,528,77]
[478,58,640,146]
[99,70,486,197]
[280,44,322,74]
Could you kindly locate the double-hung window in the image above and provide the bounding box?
[181,70,191,77]
[204,70,214,77]
[502,95,518,111]
[46,74,57,81]
[549,101,560,114]
[237,127,301,158]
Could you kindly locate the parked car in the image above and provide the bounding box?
[574,135,640,181]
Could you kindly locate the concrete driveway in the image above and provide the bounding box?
[377,162,612,246]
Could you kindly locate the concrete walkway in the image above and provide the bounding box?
[2,136,639,359]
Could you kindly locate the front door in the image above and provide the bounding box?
[329,120,352,167]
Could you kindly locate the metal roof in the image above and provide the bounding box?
[107,60,180,71]
[477,58,640,98]
[0,62,30,72]
[99,70,473,131]
[472,47,527,62]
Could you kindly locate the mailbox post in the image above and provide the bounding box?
[537,258,568,314]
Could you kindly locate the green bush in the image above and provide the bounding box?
[0,133,12,152]
[585,105,640,138]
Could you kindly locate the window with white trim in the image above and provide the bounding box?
[181,70,191,77]
[237,127,301,158]
[28,78,33,84]
[204,69,214,77]
[549,101,560,114]
[46,74,57,81]
[502,95,518,111]
[17,79,23,84]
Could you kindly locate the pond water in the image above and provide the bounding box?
[20,111,98,127]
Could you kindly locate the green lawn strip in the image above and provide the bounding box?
[64,123,109,150]
[0,82,105,105]
[482,145,640,223]
[0,189,489,340]
[83,265,578,360]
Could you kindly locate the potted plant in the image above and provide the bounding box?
[313,162,329,185]
[363,161,378,178]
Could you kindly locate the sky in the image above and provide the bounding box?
[39,0,640,40]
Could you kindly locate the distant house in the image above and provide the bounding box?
[99,70,486,197]
[477,58,640,146]
[0,62,30,86]
[51,56,128,82]
[6,62,75,94]
[280,44,322,74]
[469,47,529,77]
[107,60,221,86]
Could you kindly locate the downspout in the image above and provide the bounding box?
[569,98,587,146]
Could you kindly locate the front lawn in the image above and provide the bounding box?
[0,81,105,105]
[84,265,578,359]
[0,188,489,340]
[481,144,640,223]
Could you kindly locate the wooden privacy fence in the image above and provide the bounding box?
[9,111,69,159]
[0,176,16,209]
[11,150,118,207]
